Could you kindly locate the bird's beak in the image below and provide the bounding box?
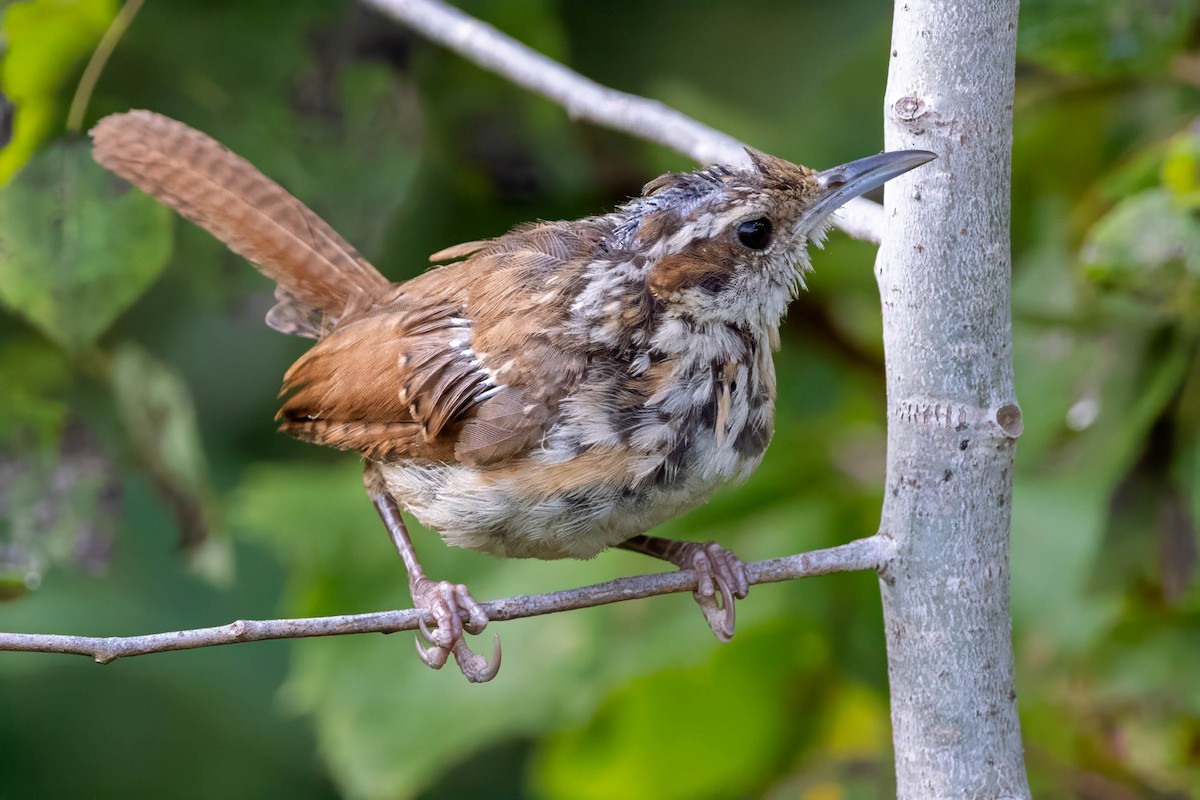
[800,150,937,233]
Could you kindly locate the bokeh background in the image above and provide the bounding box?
[1,0,1199,797]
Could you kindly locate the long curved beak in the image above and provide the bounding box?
[801,150,937,232]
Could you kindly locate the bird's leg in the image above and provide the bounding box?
[618,535,749,642]
[369,490,500,683]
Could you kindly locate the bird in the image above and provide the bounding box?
[91,110,934,682]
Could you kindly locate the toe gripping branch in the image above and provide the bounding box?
[618,536,750,642]
[371,491,501,683]
[411,577,501,683]
[372,489,749,680]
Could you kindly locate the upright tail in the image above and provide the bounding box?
[91,110,392,338]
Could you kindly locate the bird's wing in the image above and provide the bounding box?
[277,221,609,466]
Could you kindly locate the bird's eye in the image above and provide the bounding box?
[736,217,773,250]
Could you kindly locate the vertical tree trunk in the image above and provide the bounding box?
[876,1,1030,797]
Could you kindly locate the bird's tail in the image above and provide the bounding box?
[91,110,391,338]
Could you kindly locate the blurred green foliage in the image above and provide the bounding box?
[1,0,1199,798]
[0,0,115,180]
[0,140,173,352]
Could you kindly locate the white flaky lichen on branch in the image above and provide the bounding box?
[0,536,891,662]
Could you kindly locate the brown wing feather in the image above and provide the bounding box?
[90,112,627,468]
[279,306,450,456]
[455,387,549,465]
[91,111,391,335]
[278,218,610,465]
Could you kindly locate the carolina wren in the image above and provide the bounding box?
[91,111,933,682]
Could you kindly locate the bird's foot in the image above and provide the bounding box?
[677,541,750,643]
[410,577,500,683]
[618,535,750,642]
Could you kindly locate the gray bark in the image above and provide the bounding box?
[876,1,1030,797]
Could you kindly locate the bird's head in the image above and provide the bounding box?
[618,148,936,336]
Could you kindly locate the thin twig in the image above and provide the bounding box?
[0,535,891,664]
[361,0,884,243]
[66,0,145,134]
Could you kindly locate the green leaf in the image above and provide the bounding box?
[532,623,831,800]
[0,0,117,182]
[1161,130,1200,203]
[1019,0,1197,78]
[1081,188,1200,316]
[109,342,228,579]
[0,139,173,353]
[0,419,120,598]
[0,338,88,598]
[0,337,70,445]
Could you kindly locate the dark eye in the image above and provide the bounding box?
[736,217,772,250]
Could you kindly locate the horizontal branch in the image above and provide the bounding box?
[362,0,883,243]
[0,535,891,664]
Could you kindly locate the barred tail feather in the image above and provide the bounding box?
[91,110,391,336]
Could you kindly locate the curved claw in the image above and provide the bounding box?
[408,577,498,680]
[694,574,736,643]
[417,614,439,647]
[451,634,502,683]
[414,635,450,670]
[684,541,746,642]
